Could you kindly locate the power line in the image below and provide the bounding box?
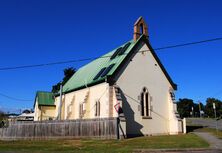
[0,58,95,71]
[154,37,222,51]
[0,92,33,101]
[0,37,222,71]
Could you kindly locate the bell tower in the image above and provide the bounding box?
[133,16,148,41]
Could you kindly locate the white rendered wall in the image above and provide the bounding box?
[116,43,179,135]
[55,82,112,120]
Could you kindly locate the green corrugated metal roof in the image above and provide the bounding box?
[61,34,177,93]
[36,91,55,106]
[62,38,139,93]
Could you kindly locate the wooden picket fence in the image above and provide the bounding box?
[0,117,118,140]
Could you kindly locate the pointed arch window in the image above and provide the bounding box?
[140,24,144,35]
[95,100,100,117]
[141,87,151,117]
[169,90,175,101]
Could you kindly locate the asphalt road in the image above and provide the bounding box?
[186,118,222,130]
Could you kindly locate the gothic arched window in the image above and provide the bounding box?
[141,87,151,117]
[140,24,144,35]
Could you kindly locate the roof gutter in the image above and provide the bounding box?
[55,78,107,97]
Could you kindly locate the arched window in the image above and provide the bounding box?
[169,90,175,101]
[95,100,100,117]
[140,24,144,35]
[141,87,151,117]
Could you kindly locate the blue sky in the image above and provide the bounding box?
[0,0,222,113]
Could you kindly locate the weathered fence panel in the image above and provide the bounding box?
[0,117,118,140]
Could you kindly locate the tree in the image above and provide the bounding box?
[177,98,195,118]
[52,67,76,93]
[0,111,6,128]
[52,82,62,94]
[205,98,222,118]
[63,68,76,85]
[0,111,5,121]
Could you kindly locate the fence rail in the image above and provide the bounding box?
[0,117,118,140]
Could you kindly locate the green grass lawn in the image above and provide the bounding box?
[0,133,209,153]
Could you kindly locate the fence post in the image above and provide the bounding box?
[183,118,186,134]
[116,117,120,139]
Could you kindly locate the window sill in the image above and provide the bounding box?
[142,116,152,119]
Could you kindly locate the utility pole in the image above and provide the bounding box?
[40,106,43,121]
[199,102,201,118]
[57,83,63,120]
[213,103,218,134]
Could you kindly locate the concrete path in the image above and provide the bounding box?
[134,149,222,153]
[193,132,222,149]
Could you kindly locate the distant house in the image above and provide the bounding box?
[34,17,183,136]
[17,112,34,121]
[8,112,34,122]
[33,91,56,121]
